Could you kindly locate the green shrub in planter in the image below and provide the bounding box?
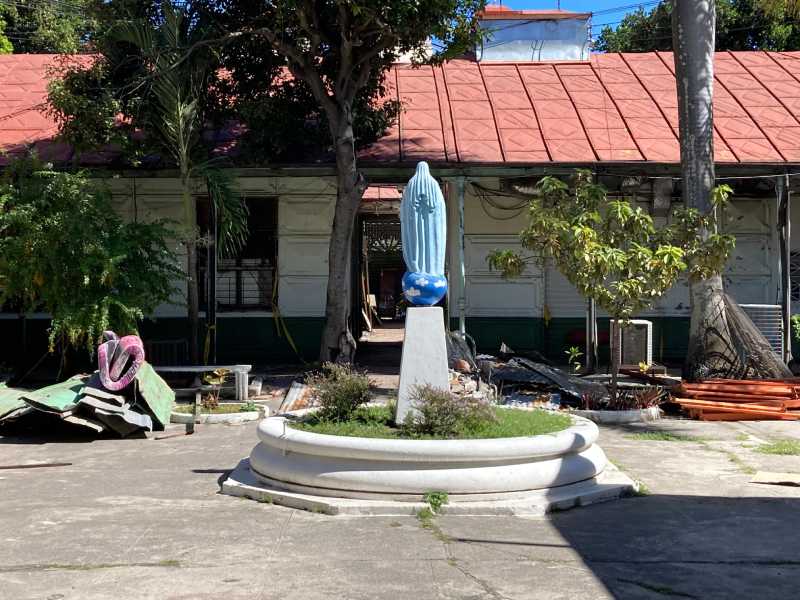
[402,385,497,439]
[306,362,372,422]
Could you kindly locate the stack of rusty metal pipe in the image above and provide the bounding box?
[671,380,800,421]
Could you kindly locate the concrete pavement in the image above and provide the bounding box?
[1,417,799,600]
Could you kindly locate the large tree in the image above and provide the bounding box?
[672,0,733,379]
[0,0,96,54]
[49,1,481,363]
[49,1,248,364]
[198,1,484,362]
[597,0,800,52]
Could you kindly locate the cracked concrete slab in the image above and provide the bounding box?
[2,418,799,599]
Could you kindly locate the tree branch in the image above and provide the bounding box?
[336,2,353,99]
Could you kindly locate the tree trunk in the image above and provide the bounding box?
[610,319,620,404]
[319,114,367,363]
[181,174,199,364]
[186,237,200,364]
[673,0,730,379]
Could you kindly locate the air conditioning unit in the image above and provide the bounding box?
[610,319,653,367]
[740,304,783,358]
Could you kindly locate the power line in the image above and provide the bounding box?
[591,1,661,17]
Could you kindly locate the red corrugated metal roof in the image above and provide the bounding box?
[4,52,800,166]
[0,54,91,162]
[363,51,800,164]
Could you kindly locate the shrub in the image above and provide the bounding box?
[402,385,497,439]
[306,362,372,422]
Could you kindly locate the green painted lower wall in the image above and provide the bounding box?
[0,315,322,370]
[451,317,545,355]
[1,313,691,371]
[453,316,690,364]
[138,316,323,364]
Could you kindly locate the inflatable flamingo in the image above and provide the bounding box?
[98,331,145,391]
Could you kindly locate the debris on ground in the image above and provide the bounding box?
[484,355,607,406]
[0,382,32,421]
[672,379,800,421]
[750,472,800,487]
[502,390,561,410]
[0,332,173,436]
[447,332,478,373]
[278,381,313,413]
[449,369,494,402]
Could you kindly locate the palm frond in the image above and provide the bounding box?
[197,163,249,257]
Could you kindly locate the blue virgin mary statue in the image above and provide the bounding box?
[400,162,448,306]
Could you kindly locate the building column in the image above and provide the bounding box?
[455,177,467,337]
[779,174,793,363]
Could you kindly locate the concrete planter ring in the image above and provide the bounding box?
[248,414,608,500]
[571,406,662,425]
[170,408,263,425]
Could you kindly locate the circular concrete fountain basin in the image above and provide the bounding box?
[248,414,607,500]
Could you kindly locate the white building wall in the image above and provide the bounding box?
[545,197,777,319]
[104,175,336,319]
[275,177,336,317]
[451,178,779,320]
[447,178,544,319]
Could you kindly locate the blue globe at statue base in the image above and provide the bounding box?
[402,271,447,306]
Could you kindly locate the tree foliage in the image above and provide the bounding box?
[0,0,96,54]
[487,170,735,322]
[46,0,486,362]
[488,170,734,394]
[198,0,485,362]
[596,0,800,52]
[0,158,181,352]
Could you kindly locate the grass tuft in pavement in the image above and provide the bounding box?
[756,439,800,455]
[626,431,706,442]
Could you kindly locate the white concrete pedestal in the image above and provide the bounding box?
[395,306,449,424]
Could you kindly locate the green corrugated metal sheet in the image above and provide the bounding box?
[0,383,27,420]
[133,362,174,430]
[20,376,87,414]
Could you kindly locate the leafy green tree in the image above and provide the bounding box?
[49,2,249,363]
[0,158,181,356]
[199,0,485,362]
[487,170,734,398]
[596,0,800,52]
[0,0,96,54]
[48,0,483,363]
[0,18,13,54]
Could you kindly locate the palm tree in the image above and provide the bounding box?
[116,2,247,363]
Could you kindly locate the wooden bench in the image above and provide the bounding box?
[154,364,252,402]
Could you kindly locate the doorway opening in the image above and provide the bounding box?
[354,187,405,381]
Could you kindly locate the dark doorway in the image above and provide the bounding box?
[354,212,406,379]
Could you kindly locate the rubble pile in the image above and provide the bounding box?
[0,332,173,436]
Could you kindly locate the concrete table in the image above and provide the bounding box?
[154,364,252,402]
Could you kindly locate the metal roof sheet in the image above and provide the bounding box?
[4,52,800,166]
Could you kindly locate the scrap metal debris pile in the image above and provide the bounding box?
[0,332,173,436]
[672,380,800,421]
[472,344,610,409]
